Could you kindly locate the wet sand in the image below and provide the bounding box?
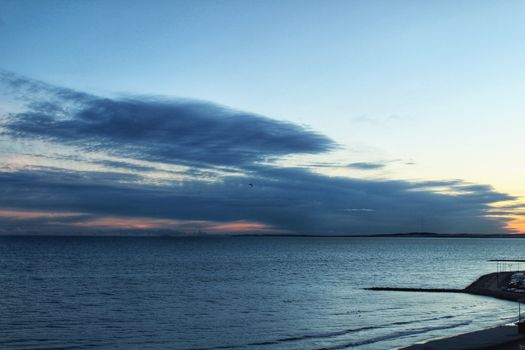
[400,324,525,350]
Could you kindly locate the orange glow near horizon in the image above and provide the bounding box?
[72,217,182,230]
[0,208,280,234]
[72,216,278,234]
[70,215,280,234]
[506,216,525,234]
[205,221,272,233]
[0,208,279,234]
[0,209,83,220]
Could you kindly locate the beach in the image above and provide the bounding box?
[401,324,525,350]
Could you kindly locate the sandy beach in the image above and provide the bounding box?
[400,324,525,350]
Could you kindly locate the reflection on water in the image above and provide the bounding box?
[0,236,522,349]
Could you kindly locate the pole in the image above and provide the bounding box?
[497,262,500,287]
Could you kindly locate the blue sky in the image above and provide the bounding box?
[1,0,525,235]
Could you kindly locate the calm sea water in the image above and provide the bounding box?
[0,236,523,350]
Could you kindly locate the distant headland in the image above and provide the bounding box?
[237,232,525,238]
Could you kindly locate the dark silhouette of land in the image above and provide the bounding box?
[367,271,525,303]
[238,232,525,238]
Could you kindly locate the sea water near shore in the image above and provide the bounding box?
[0,236,522,350]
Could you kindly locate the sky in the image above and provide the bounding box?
[0,0,524,235]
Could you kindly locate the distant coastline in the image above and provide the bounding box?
[236,232,525,238]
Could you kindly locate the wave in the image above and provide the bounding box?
[312,321,473,350]
[180,314,466,350]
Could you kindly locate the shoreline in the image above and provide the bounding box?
[371,271,525,349]
[399,323,525,350]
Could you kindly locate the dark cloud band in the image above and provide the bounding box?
[0,73,519,235]
[2,74,335,167]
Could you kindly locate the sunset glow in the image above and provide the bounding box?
[0,209,83,220]
[0,208,278,235]
[70,215,278,234]
[506,217,525,235]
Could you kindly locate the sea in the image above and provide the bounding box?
[0,236,523,350]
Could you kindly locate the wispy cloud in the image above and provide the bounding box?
[347,162,385,170]
[343,208,375,212]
